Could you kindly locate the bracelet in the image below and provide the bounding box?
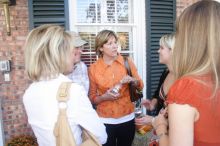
[157,132,168,139]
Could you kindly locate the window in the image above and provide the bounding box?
[69,0,146,96]
[68,0,146,73]
[69,0,146,95]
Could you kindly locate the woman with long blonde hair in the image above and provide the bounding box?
[152,1,220,146]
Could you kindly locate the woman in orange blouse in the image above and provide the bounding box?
[152,1,220,146]
[89,30,144,146]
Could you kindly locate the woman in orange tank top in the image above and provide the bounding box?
[151,1,220,146]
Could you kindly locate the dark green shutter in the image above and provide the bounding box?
[28,0,69,29]
[146,0,176,98]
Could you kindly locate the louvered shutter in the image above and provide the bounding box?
[28,0,69,29]
[146,0,176,98]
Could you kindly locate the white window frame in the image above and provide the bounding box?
[68,0,146,96]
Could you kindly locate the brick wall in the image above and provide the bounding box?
[176,0,200,17]
[0,0,33,142]
[0,0,200,143]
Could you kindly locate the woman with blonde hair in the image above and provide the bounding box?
[23,24,107,146]
[135,33,175,125]
[89,29,144,146]
[152,1,220,146]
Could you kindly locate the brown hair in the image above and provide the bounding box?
[95,30,118,57]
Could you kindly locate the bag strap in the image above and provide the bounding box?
[123,56,132,76]
[123,57,135,102]
[54,82,77,146]
[55,83,101,146]
[57,82,72,102]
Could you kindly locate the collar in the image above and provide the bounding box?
[73,61,82,70]
[98,55,125,69]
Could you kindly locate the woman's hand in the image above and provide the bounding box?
[100,89,120,101]
[135,115,153,125]
[94,89,120,104]
[152,108,168,135]
[141,98,157,111]
[120,75,138,84]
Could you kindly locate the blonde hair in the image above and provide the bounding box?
[95,30,118,57]
[160,34,175,50]
[24,24,74,81]
[173,0,220,93]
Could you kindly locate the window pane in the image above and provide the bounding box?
[117,0,130,23]
[106,0,116,23]
[77,0,132,23]
[118,32,130,51]
[77,0,101,23]
[79,32,97,65]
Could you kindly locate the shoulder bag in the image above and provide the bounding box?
[123,57,143,102]
[53,82,101,146]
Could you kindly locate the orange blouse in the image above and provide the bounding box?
[167,75,220,146]
[88,55,144,118]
